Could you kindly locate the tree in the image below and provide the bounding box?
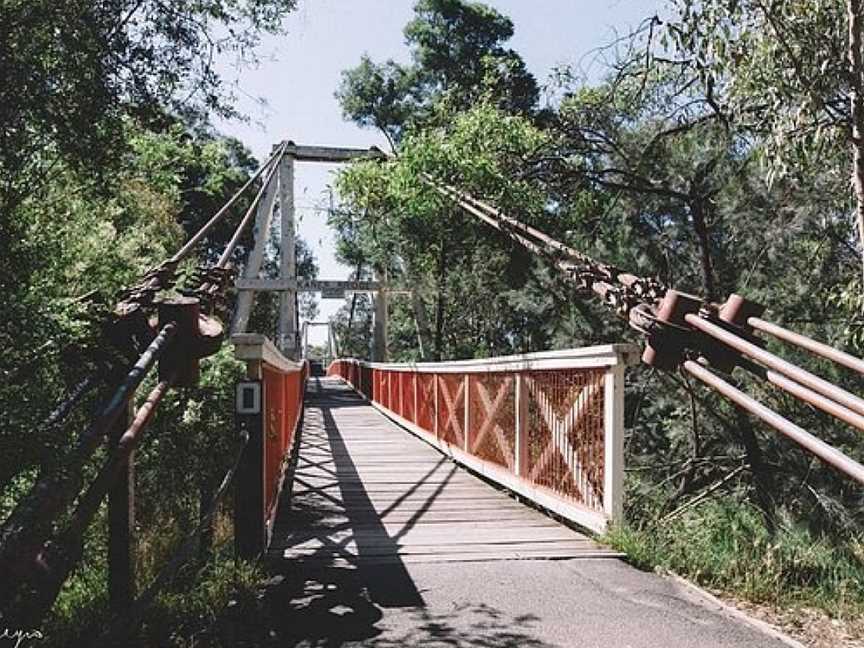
[0,0,298,215]
[335,0,538,147]
[334,102,553,361]
[668,0,864,283]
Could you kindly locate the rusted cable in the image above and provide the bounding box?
[683,360,864,486]
[684,313,864,417]
[14,375,177,625]
[0,323,177,589]
[216,142,287,269]
[427,176,665,318]
[93,432,250,647]
[748,317,864,376]
[738,358,864,433]
[171,145,285,264]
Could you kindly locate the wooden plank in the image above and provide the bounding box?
[275,551,623,566]
[266,378,618,571]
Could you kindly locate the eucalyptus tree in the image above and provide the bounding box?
[336,0,539,147]
[334,0,541,358]
[668,0,864,284]
[0,0,298,215]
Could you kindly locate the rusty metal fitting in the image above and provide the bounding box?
[641,289,702,370]
[156,297,224,387]
[699,294,767,373]
[720,294,765,335]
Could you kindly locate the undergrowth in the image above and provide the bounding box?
[43,510,263,647]
[605,497,864,621]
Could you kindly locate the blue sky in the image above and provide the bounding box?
[214,0,667,344]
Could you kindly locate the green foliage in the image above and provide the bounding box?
[0,0,298,214]
[669,0,847,167]
[334,102,558,360]
[0,0,305,642]
[335,0,538,148]
[606,499,864,618]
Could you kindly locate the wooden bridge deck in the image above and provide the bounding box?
[267,377,616,566]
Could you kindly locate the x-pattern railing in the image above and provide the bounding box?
[329,346,637,533]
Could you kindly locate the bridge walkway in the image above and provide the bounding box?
[268,377,611,565]
[258,377,794,648]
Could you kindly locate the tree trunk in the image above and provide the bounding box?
[402,258,434,360]
[689,196,717,301]
[849,0,864,286]
[733,411,776,534]
[198,480,215,565]
[433,243,447,361]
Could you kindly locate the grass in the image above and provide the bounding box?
[41,507,263,647]
[605,497,864,622]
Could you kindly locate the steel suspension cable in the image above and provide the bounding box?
[0,323,178,592]
[424,172,864,486]
[15,374,177,624]
[216,142,287,269]
[684,360,864,485]
[171,144,285,264]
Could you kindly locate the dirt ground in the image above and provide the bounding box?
[722,595,864,648]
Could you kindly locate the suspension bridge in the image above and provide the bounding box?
[2,140,863,646]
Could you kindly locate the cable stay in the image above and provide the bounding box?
[421,174,864,487]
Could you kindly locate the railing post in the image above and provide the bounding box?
[413,372,419,424]
[433,373,439,438]
[514,373,529,477]
[463,375,470,451]
[236,360,266,559]
[603,364,625,524]
[108,400,135,613]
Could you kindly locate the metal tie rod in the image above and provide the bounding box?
[748,317,864,376]
[685,314,864,417]
[684,360,864,486]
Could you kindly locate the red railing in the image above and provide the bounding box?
[262,362,306,524]
[329,346,638,533]
[234,334,308,556]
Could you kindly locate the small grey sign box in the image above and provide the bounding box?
[236,382,261,414]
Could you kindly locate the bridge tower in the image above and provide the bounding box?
[232,142,390,361]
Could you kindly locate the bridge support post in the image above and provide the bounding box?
[278,146,297,357]
[232,162,279,336]
[108,401,135,613]
[235,360,266,559]
[463,375,470,452]
[603,364,625,523]
[372,270,388,362]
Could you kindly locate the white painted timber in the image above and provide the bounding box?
[334,344,640,374]
[277,154,296,354]
[603,364,625,523]
[232,173,278,334]
[232,333,305,375]
[235,278,383,292]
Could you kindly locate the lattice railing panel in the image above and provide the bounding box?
[416,373,435,432]
[526,369,606,512]
[401,372,416,423]
[436,373,465,447]
[328,346,632,533]
[468,373,516,471]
